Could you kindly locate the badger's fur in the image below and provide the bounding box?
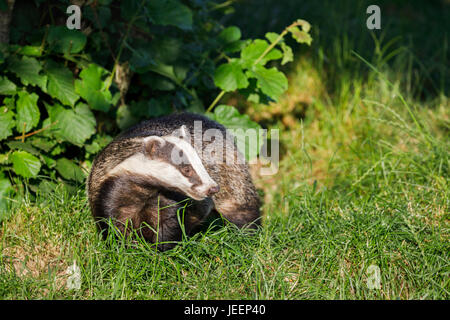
[87,113,261,250]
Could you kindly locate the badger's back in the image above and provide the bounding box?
[118,113,227,140]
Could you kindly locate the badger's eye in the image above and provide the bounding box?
[181,166,193,177]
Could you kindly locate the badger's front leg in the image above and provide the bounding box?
[182,198,216,234]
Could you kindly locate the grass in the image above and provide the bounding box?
[0,0,449,299]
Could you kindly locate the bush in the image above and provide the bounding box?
[0,0,311,217]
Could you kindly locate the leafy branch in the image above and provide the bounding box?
[206,19,312,113]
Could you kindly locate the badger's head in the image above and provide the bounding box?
[107,126,219,200]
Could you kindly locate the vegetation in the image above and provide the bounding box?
[0,0,448,299]
[0,0,310,211]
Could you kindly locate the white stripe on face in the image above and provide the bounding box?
[164,135,217,190]
[106,135,218,200]
[107,152,195,194]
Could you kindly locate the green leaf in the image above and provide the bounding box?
[280,42,294,65]
[74,64,112,112]
[46,61,79,106]
[148,0,193,30]
[17,45,43,57]
[6,141,40,156]
[148,62,180,84]
[224,39,251,54]
[0,154,9,164]
[0,177,13,221]
[0,76,17,95]
[2,96,14,109]
[186,97,204,113]
[77,64,108,89]
[265,32,280,44]
[140,73,176,91]
[55,158,85,183]
[30,136,57,152]
[50,145,65,156]
[129,98,172,119]
[37,180,58,196]
[207,105,262,161]
[219,26,241,44]
[0,106,15,140]
[247,65,288,101]
[51,103,96,146]
[149,38,182,64]
[265,33,293,65]
[47,26,87,54]
[239,78,271,104]
[288,26,312,45]
[44,102,64,124]
[129,47,156,73]
[85,135,113,155]
[208,105,261,131]
[214,60,249,92]
[294,19,311,33]
[10,151,41,178]
[116,104,139,130]
[41,154,56,168]
[241,39,283,68]
[84,5,111,29]
[8,56,47,90]
[15,91,40,133]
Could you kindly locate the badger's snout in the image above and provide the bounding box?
[192,182,220,200]
[206,184,220,196]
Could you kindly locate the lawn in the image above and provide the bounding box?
[0,0,448,299]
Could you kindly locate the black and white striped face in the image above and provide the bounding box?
[107,128,219,200]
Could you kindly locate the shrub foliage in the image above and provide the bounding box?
[0,0,311,213]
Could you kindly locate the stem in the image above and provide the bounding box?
[254,20,302,66]
[39,24,49,54]
[21,122,26,142]
[253,29,288,66]
[156,194,160,250]
[91,3,116,61]
[207,20,301,113]
[206,90,225,113]
[14,121,58,141]
[105,0,146,92]
[209,0,236,11]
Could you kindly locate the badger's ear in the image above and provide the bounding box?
[143,136,165,158]
[172,125,189,140]
[180,125,188,139]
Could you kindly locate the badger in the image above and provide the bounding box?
[87,113,261,250]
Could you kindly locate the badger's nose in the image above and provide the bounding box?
[207,185,220,196]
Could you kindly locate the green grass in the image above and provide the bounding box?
[0,100,448,298]
[0,0,449,299]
